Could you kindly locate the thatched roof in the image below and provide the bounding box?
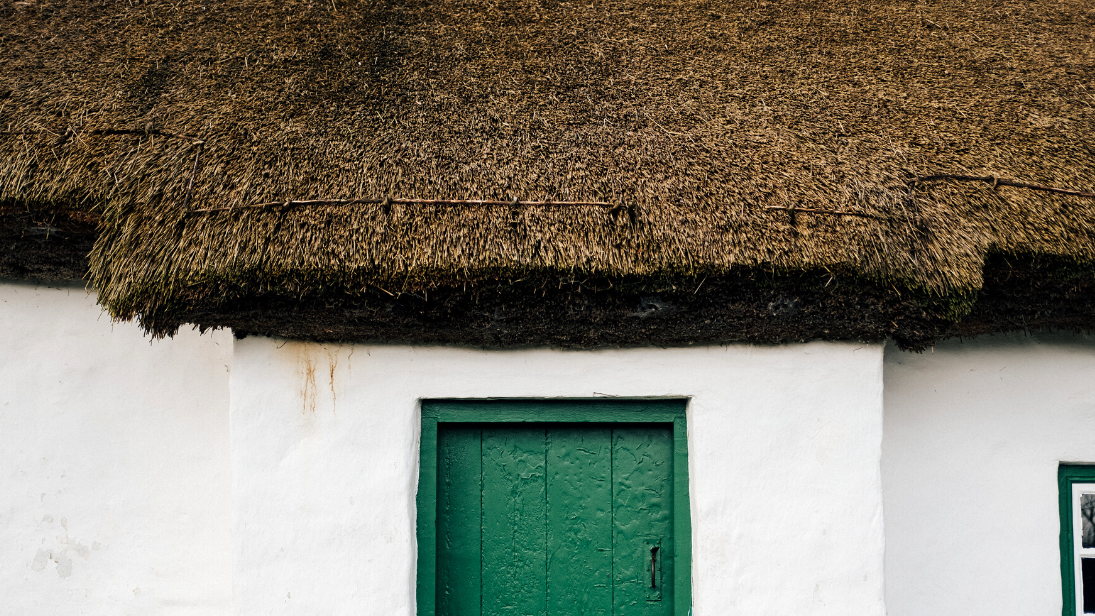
[1,0,1093,348]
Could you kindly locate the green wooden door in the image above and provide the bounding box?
[437,423,674,616]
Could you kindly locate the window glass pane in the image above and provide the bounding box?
[1084,558,1095,613]
[1083,494,1095,549]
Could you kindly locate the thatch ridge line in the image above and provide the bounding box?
[909,175,1095,199]
[767,174,1095,221]
[764,206,882,220]
[0,128,205,145]
[190,197,617,214]
[186,170,1095,220]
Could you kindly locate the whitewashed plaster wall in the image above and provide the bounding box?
[0,280,234,615]
[231,337,886,616]
[882,332,1095,616]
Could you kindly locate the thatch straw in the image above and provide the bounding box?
[0,0,1093,342]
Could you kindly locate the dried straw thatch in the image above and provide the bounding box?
[1,0,1093,348]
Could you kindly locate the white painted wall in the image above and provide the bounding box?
[0,280,234,615]
[7,277,1093,616]
[882,333,1095,616]
[230,338,887,616]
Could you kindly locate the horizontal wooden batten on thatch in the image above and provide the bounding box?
[1,0,1093,349]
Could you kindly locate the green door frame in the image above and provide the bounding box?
[1059,464,1095,616]
[417,398,692,616]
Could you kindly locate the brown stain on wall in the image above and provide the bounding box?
[327,350,338,415]
[300,351,317,415]
[295,343,341,416]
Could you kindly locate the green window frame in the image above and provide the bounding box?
[416,398,693,616]
[1060,464,1095,616]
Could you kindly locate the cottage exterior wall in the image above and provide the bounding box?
[0,281,234,615]
[882,333,1095,616]
[230,337,887,616]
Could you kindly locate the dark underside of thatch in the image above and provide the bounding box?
[1,0,1094,348]
[161,255,1090,351]
[0,201,96,280]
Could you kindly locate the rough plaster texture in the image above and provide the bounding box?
[231,337,886,616]
[0,280,234,615]
[883,332,1095,616]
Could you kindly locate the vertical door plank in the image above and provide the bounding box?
[671,416,691,616]
[612,426,674,616]
[482,426,548,616]
[419,416,440,616]
[437,426,483,616]
[546,426,613,616]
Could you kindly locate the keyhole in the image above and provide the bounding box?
[650,546,660,588]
